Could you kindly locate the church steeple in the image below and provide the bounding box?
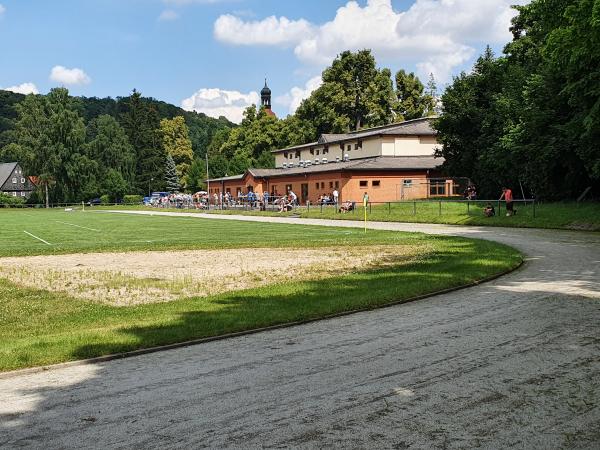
[261,78,272,110]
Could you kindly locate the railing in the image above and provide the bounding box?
[0,198,537,218]
[308,198,537,218]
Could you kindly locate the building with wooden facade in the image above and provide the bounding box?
[0,162,36,199]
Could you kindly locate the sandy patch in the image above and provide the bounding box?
[0,246,420,306]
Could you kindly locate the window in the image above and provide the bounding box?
[354,143,359,150]
[284,152,288,159]
[310,149,314,155]
[226,188,231,194]
[403,179,413,187]
[323,148,329,154]
[315,183,319,190]
[316,150,320,156]
[320,182,325,189]
[295,151,300,158]
[12,191,16,197]
[21,178,25,183]
[347,145,351,151]
[359,180,368,188]
[335,181,339,189]
[286,184,292,193]
[430,181,446,196]
[12,177,17,184]
[21,192,26,197]
[329,181,334,189]
[372,180,381,187]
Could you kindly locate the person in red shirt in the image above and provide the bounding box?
[500,187,515,216]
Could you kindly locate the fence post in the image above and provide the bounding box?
[533,199,536,218]
[388,202,391,214]
[369,202,372,214]
[307,202,310,213]
[413,201,416,216]
[467,201,470,215]
[320,203,323,213]
[439,201,442,216]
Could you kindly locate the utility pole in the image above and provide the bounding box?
[206,153,210,208]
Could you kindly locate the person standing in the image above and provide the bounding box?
[288,189,297,206]
[500,187,515,216]
[332,188,339,205]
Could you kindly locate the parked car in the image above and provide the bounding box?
[87,198,102,206]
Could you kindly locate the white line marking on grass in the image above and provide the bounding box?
[23,230,52,246]
[54,221,100,232]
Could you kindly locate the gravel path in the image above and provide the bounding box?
[1,212,599,449]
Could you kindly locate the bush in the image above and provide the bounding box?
[123,195,143,205]
[0,192,25,206]
[100,194,111,205]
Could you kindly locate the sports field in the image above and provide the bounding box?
[0,209,521,371]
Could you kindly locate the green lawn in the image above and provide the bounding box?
[198,200,600,231]
[85,200,600,230]
[0,209,522,371]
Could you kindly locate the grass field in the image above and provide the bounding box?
[83,200,600,230]
[196,200,600,231]
[298,200,600,230]
[0,209,522,371]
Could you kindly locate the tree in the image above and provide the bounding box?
[160,116,194,188]
[119,89,166,193]
[187,158,206,193]
[394,70,426,120]
[423,73,438,116]
[103,169,128,202]
[435,1,600,200]
[295,50,396,136]
[86,114,135,188]
[165,154,180,192]
[6,88,97,204]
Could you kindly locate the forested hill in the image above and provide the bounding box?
[0,89,234,158]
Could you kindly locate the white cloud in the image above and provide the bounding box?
[0,4,5,16]
[214,14,314,47]
[275,76,322,115]
[1,82,38,95]
[49,65,91,86]
[158,9,179,21]
[214,0,528,82]
[181,88,260,124]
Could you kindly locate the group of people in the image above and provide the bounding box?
[151,193,195,209]
[464,184,478,200]
[317,189,339,206]
[483,187,516,217]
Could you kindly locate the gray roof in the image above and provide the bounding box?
[0,162,18,186]
[206,174,244,182]
[272,117,436,154]
[207,156,443,182]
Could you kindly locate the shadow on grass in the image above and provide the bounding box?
[70,240,520,361]
[3,232,600,449]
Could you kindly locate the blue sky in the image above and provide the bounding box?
[0,0,525,122]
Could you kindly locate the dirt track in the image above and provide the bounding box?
[1,213,599,449]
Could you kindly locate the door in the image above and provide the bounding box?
[301,183,309,204]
